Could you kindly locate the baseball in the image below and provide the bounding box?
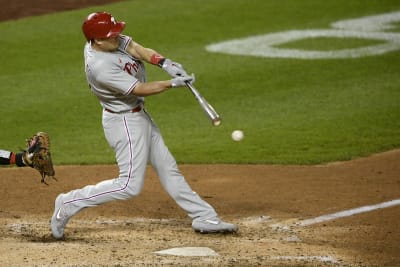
[231,130,244,141]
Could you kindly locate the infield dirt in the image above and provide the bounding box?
[1,1,400,266]
[1,150,399,266]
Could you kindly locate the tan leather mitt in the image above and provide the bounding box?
[24,132,56,185]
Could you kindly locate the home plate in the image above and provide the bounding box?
[154,247,218,257]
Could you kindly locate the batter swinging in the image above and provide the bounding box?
[50,11,237,239]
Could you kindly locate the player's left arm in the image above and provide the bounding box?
[125,40,158,63]
[125,40,189,78]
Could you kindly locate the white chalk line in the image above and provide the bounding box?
[298,198,400,226]
[270,199,400,236]
[268,199,400,266]
[271,255,339,264]
[271,199,400,229]
[206,11,400,59]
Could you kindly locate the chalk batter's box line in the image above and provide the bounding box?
[298,199,400,227]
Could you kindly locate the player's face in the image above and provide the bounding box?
[94,36,119,52]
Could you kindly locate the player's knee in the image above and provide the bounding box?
[123,185,142,197]
[115,176,144,197]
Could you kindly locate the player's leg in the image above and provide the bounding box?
[148,123,218,220]
[61,112,150,212]
[148,123,237,233]
[51,111,151,238]
[146,112,238,233]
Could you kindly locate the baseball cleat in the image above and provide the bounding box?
[192,218,238,234]
[50,194,70,239]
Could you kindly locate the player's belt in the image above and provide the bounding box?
[104,105,142,114]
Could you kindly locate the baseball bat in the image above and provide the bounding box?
[185,82,221,126]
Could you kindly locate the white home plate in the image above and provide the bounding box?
[154,247,218,257]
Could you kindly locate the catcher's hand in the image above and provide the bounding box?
[23,132,56,185]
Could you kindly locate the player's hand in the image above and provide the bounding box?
[162,59,189,78]
[171,73,195,88]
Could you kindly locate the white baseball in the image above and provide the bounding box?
[231,130,244,141]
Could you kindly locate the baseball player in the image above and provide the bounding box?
[50,11,238,239]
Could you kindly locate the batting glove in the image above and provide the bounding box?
[171,73,195,88]
[162,59,189,78]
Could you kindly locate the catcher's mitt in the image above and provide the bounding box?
[23,132,56,185]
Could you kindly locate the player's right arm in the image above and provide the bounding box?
[132,80,172,96]
[132,75,194,96]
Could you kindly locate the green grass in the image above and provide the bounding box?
[0,0,399,164]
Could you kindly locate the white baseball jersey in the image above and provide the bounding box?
[84,35,145,112]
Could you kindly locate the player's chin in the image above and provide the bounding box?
[107,45,119,52]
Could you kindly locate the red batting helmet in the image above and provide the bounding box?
[82,12,125,41]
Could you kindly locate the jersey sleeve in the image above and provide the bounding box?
[118,35,132,52]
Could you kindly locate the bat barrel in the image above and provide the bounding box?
[186,82,221,126]
[202,99,221,126]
